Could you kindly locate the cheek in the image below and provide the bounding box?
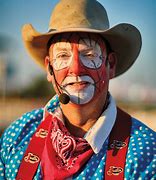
[89,64,108,92]
[54,69,68,85]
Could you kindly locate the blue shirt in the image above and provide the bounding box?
[0,95,156,179]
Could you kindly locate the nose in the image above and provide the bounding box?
[68,45,85,76]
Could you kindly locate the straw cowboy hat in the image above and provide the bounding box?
[22,0,142,77]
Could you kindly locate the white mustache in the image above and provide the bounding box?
[61,76,94,87]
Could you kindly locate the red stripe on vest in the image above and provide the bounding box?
[105,108,131,179]
[16,114,52,180]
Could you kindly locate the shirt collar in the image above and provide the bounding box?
[44,94,117,154]
[84,95,117,153]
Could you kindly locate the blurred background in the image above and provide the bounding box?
[0,0,156,136]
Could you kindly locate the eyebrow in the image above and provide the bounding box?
[53,47,71,51]
[80,47,94,51]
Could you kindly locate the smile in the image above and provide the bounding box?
[61,76,95,104]
[66,82,91,91]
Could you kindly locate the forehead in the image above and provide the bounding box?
[48,32,106,49]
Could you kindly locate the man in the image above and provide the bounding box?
[0,0,155,179]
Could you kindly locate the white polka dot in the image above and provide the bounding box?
[145,170,149,174]
[150,133,153,136]
[20,151,24,155]
[134,164,138,168]
[0,173,4,177]
[17,160,21,164]
[127,169,130,172]
[152,142,155,145]
[9,139,13,142]
[10,160,13,164]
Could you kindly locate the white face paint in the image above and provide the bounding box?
[52,41,73,70]
[61,76,95,104]
[52,39,103,70]
[78,39,103,69]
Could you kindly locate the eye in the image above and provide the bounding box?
[56,52,71,59]
[83,52,98,59]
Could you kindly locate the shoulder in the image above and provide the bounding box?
[125,117,156,178]
[129,117,155,153]
[130,117,155,141]
[0,108,44,162]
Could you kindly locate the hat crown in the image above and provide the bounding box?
[49,0,110,31]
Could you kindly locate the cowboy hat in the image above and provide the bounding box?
[22,0,142,77]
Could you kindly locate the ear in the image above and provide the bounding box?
[45,56,53,82]
[107,52,117,79]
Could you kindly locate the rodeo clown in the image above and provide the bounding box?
[0,0,155,179]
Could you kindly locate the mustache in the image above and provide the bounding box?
[61,76,94,87]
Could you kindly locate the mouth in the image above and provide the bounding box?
[61,76,94,92]
[63,81,90,90]
[61,76,95,104]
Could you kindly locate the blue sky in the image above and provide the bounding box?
[0,0,156,100]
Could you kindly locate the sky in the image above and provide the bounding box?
[0,0,156,101]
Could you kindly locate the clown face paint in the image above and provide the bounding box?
[61,76,95,104]
[49,33,108,105]
[52,41,73,70]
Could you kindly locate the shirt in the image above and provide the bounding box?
[0,95,156,179]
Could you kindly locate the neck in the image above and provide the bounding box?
[61,93,108,137]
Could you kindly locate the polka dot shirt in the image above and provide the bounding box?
[0,96,156,179]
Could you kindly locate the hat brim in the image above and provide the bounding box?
[22,23,142,77]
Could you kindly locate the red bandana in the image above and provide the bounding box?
[41,115,93,180]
